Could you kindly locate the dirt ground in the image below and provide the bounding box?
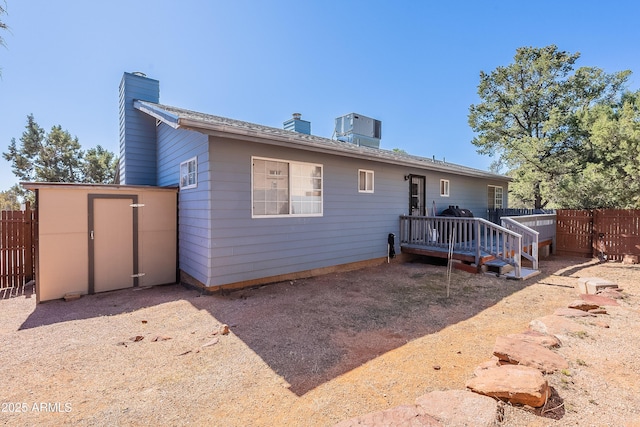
[1,255,639,426]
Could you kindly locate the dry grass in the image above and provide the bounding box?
[1,256,639,426]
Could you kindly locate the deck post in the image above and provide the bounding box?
[475,220,481,265]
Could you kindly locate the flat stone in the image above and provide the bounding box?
[554,307,596,317]
[576,277,618,295]
[63,292,82,301]
[466,365,550,407]
[580,293,620,306]
[504,330,561,348]
[568,299,600,312]
[529,315,586,340]
[473,358,501,377]
[415,390,500,427]
[493,335,568,373]
[334,405,441,427]
[596,288,625,300]
[589,308,608,315]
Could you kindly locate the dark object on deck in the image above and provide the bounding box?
[439,206,475,242]
[440,205,474,218]
[388,233,396,259]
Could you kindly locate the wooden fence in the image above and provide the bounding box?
[0,203,36,289]
[556,209,640,260]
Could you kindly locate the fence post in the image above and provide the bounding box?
[24,202,34,282]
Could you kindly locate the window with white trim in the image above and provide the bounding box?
[488,185,504,209]
[440,179,450,197]
[252,157,323,217]
[180,157,197,189]
[358,169,374,193]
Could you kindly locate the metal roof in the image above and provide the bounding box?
[135,100,510,181]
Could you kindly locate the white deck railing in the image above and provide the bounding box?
[502,214,556,245]
[501,217,539,270]
[399,216,522,278]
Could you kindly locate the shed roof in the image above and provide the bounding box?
[21,182,178,191]
[135,100,510,181]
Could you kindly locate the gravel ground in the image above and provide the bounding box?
[1,255,639,426]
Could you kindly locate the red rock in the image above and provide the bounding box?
[473,359,501,377]
[504,330,561,348]
[553,307,596,317]
[334,405,441,427]
[466,365,550,407]
[415,390,500,427]
[588,308,608,315]
[568,299,599,311]
[581,293,620,306]
[529,315,586,339]
[493,336,568,373]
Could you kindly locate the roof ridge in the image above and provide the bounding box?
[135,101,509,181]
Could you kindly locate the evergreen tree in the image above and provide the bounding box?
[3,114,117,185]
[556,90,640,208]
[84,145,118,184]
[0,185,21,210]
[468,45,630,208]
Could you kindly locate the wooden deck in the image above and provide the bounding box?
[400,243,494,265]
[399,214,557,279]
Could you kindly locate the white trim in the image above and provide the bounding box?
[251,156,323,218]
[180,157,198,190]
[358,169,374,193]
[440,179,450,197]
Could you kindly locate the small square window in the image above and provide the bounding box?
[440,179,450,197]
[180,157,197,189]
[358,169,374,193]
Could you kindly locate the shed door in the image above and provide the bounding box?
[89,195,138,294]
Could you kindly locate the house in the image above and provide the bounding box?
[119,72,511,292]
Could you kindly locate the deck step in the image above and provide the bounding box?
[505,268,541,280]
[483,259,514,275]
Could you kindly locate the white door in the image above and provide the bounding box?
[90,196,135,293]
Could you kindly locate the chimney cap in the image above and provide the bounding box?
[292,112,302,120]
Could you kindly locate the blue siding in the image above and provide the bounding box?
[119,73,159,185]
[198,137,509,287]
[156,123,211,286]
[154,126,508,288]
[206,139,403,286]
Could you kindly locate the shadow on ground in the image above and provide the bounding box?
[1,282,35,300]
[18,257,571,396]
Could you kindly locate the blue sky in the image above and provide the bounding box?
[1,1,639,191]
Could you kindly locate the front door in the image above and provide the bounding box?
[88,194,138,294]
[409,175,426,216]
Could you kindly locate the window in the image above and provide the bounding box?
[440,179,450,197]
[252,157,322,217]
[488,185,504,209]
[358,169,374,193]
[180,157,197,189]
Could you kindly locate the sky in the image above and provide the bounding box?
[1,1,639,192]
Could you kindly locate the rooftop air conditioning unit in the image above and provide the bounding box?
[334,113,381,148]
